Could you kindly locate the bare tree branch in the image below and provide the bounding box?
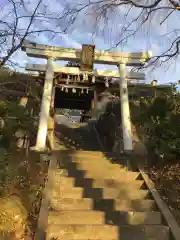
[0,0,66,69]
[63,0,180,67]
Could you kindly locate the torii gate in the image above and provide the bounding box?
[22,40,151,153]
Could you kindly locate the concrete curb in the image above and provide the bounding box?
[141,170,180,240]
[34,154,57,240]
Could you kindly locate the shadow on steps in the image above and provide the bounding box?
[45,121,169,239]
[52,150,154,227]
[55,122,100,152]
[55,121,136,170]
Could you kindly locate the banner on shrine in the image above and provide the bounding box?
[80,44,95,72]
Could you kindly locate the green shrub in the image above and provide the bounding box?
[95,88,180,165]
[0,100,36,149]
[131,92,180,162]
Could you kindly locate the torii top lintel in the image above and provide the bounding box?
[22,40,152,67]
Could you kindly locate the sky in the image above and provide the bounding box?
[1,0,180,86]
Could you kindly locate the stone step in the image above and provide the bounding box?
[73,177,145,190]
[75,158,116,166]
[52,187,83,199]
[52,187,149,201]
[105,211,162,225]
[56,158,124,170]
[85,171,140,181]
[92,199,156,212]
[49,197,156,212]
[54,166,140,182]
[92,179,145,189]
[46,224,118,240]
[103,188,150,200]
[59,150,103,157]
[73,159,121,167]
[55,156,133,171]
[82,164,138,174]
[48,210,162,225]
[73,155,125,164]
[49,198,93,211]
[73,154,107,160]
[53,170,143,188]
[72,155,113,162]
[118,225,169,239]
[75,161,126,172]
[115,199,157,212]
[48,211,105,225]
[59,155,131,169]
[46,225,169,240]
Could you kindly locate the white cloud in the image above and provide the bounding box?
[60,34,81,48]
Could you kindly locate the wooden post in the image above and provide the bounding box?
[34,57,55,151]
[118,62,133,152]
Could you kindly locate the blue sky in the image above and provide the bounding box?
[2,0,180,85]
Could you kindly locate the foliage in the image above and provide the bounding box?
[0,100,36,149]
[95,88,180,165]
[0,149,48,239]
[0,69,46,238]
[131,92,180,162]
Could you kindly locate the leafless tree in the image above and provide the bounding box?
[62,0,180,67]
[0,0,66,69]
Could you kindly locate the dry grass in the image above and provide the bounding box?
[0,195,27,239]
[149,163,180,226]
[0,149,49,239]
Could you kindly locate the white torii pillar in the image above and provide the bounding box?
[118,62,133,152]
[34,57,55,151]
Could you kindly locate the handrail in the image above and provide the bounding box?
[92,120,105,152]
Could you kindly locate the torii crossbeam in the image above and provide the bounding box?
[26,63,145,80]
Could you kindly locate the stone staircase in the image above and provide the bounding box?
[45,150,169,239]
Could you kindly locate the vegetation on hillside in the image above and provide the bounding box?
[95,85,180,166]
[0,67,41,149]
[0,68,47,239]
[131,91,180,165]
